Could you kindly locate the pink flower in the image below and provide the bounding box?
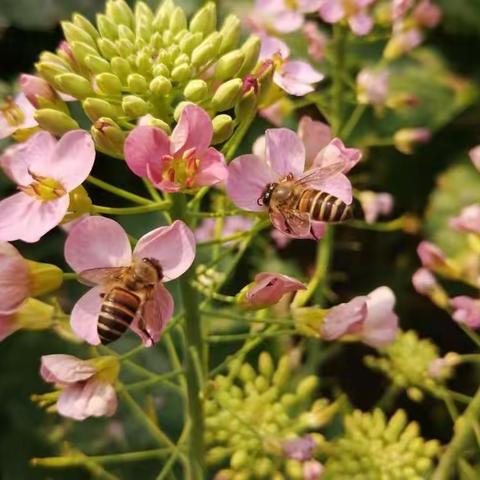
[449,205,480,234]
[469,145,480,171]
[450,296,480,329]
[414,0,442,28]
[412,268,438,295]
[226,128,357,239]
[356,68,390,107]
[64,216,196,346]
[0,130,95,242]
[0,242,30,315]
[417,241,447,269]
[283,435,316,461]
[392,0,413,21]
[40,354,118,420]
[240,272,306,308]
[195,216,254,243]
[318,0,375,36]
[304,461,324,480]
[259,99,293,127]
[259,36,324,96]
[125,104,227,192]
[358,191,394,224]
[384,28,423,59]
[303,21,328,62]
[19,74,56,108]
[297,116,333,168]
[393,127,431,154]
[321,286,399,348]
[0,93,37,139]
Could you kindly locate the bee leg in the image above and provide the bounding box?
[138,316,155,345]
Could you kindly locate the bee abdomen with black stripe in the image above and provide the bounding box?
[296,189,352,223]
[98,287,140,345]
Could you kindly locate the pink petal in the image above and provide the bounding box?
[313,138,362,173]
[130,284,174,346]
[245,272,306,306]
[450,296,480,329]
[195,148,228,186]
[283,435,316,461]
[20,74,56,108]
[417,241,446,269]
[0,93,38,139]
[275,61,324,96]
[0,143,33,186]
[303,461,324,480]
[40,354,96,384]
[412,268,437,295]
[359,191,394,223]
[226,154,276,212]
[57,379,117,420]
[298,0,324,12]
[316,173,353,204]
[348,12,374,36]
[65,216,132,273]
[469,145,480,171]
[0,242,30,314]
[318,0,345,23]
[16,131,57,173]
[70,286,103,345]
[298,116,332,168]
[322,296,368,340]
[0,193,69,243]
[271,11,304,33]
[31,130,95,191]
[449,204,480,234]
[133,220,196,281]
[171,104,213,155]
[124,126,171,177]
[265,128,306,177]
[259,35,290,60]
[0,314,19,342]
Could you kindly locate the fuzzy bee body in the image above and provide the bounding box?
[292,188,352,223]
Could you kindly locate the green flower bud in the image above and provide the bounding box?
[184,79,208,102]
[170,6,187,34]
[61,21,97,49]
[91,117,126,159]
[235,89,257,124]
[153,0,174,30]
[96,14,119,40]
[116,38,135,58]
[180,32,203,55]
[174,53,190,67]
[122,95,149,117]
[258,352,274,379]
[127,73,148,94]
[110,56,131,82]
[106,0,133,26]
[212,114,234,144]
[27,261,63,297]
[152,62,170,78]
[16,299,54,332]
[215,50,245,80]
[238,36,261,77]
[64,185,93,223]
[118,24,135,43]
[83,98,118,122]
[69,42,97,66]
[150,75,172,96]
[230,450,249,470]
[272,356,291,388]
[84,55,111,74]
[36,61,69,85]
[72,13,99,40]
[297,376,318,399]
[140,115,171,134]
[97,38,119,59]
[207,447,230,465]
[219,15,241,55]
[96,72,123,95]
[191,42,217,69]
[189,2,216,36]
[135,1,154,25]
[212,78,242,111]
[35,109,79,136]
[171,63,192,83]
[136,50,153,76]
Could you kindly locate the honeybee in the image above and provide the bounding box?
[258,162,352,238]
[79,258,163,345]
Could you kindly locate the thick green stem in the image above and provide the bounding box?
[433,386,480,480]
[87,176,153,205]
[92,201,171,215]
[170,194,205,480]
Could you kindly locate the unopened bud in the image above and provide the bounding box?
[230,449,249,469]
[122,95,149,117]
[110,57,131,82]
[394,128,431,154]
[150,75,172,96]
[212,114,234,144]
[20,74,56,108]
[189,2,216,36]
[219,15,241,54]
[96,14,119,40]
[35,109,79,136]
[238,36,261,77]
[56,73,93,99]
[139,115,171,134]
[180,32,203,55]
[16,299,54,332]
[235,89,257,123]
[84,55,111,74]
[212,78,243,111]
[184,79,208,102]
[72,13,99,40]
[127,73,148,94]
[91,117,126,159]
[83,98,118,122]
[106,0,133,26]
[215,50,244,80]
[27,262,63,297]
[97,38,119,59]
[170,6,187,34]
[96,72,123,95]
[61,21,97,49]
[35,61,69,85]
[297,376,318,399]
[171,63,192,83]
[191,42,217,69]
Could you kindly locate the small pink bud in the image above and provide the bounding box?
[417,241,446,269]
[394,128,431,154]
[414,0,442,28]
[19,74,56,108]
[412,268,437,295]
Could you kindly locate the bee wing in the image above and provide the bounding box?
[295,161,345,187]
[78,266,127,287]
[270,206,311,237]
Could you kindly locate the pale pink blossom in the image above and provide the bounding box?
[19,74,56,108]
[304,461,324,480]
[226,128,358,239]
[259,36,324,96]
[259,99,291,126]
[125,104,227,192]
[412,268,438,295]
[450,296,480,329]
[358,191,394,224]
[469,145,480,171]
[356,68,390,107]
[302,21,328,61]
[241,272,306,308]
[417,241,447,269]
[195,216,254,243]
[392,0,413,21]
[384,28,423,59]
[413,0,442,28]
[0,93,37,139]
[318,0,375,36]
[394,127,431,154]
[321,286,399,348]
[0,130,95,242]
[283,435,316,461]
[449,205,480,234]
[64,216,196,346]
[298,116,333,168]
[40,354,118,420]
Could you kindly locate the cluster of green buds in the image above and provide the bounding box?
[364,330,453,401]
[34,0,272,157]
[205,352,337,479]
[324,409,440,479]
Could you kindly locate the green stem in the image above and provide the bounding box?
[331,24,347,136]
[87,176,153,205]
[221,109,257,162]
[433,387,480,480]
[207,329,296,343]
[460,325,480,350]
[170,194,205,480]
[341,104,367,140]
[92,201,171,215]
[122,370,185,391]
[62,272,77,281]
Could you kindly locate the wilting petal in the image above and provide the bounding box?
[0,143,33,186]
[130,284,174,346]
[271,10,303,33]
[450,296,480,329]
[348,12,373,35]
[0,242,30,314]
[57,379,117,420]
[195,148,228,186]
[0,193,69,243]
[65,216,132,273]
[298,116,332,168]
[226,154,276,211]
[322,296,367,340]
[449,204,480,234]
[124,126,171,177]
[171,104,213,155]
[70,286,103,345]
[259,35,290,60]
[134,220,195,281]
[266,128,306,177]
[245,272,306,307]
[31,130,95,191]
[40,354,96,385]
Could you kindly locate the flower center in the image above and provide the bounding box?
[284,0,299,10]
[0,97,25,127]
[343,0,360,16]
[161,148,200,188]
[20,173,66,201]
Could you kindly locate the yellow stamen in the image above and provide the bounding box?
[0,96,25,127]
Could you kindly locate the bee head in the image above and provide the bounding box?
[258,183,278,207]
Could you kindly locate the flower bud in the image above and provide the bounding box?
[212,114,234,144]
[215,49,245,80]
[238,36,261,77]
[127,73,148,94]
[96,72,123,95]
[56,73,94,99]
[189,2,216,36]
[19,74,56,108]
[235,89,257,123]
[180,32,203,55]
[219,14,241,54]
[26,261,63,297]
[171,63,192,83]
[64,185,93,222]
[35,61,69,85]
[297,376,318,399]
[16,298,54,332]
[34,109,79,136]
[184,79,208,102]
[110,57,131,82]
[97,38,119,59]
[96,14,119,40]
[61,21,97,49]
[83,97,118,122]
[191,42,217,69]
[138,114,171,133]
[91,117,126,159]
[170,6,187,34]
[394,128,431,154]
[73,13,99,40]
[122,95,149,117]
[212,78,243,111]
[84,55,111,74]
[149,75,172,96]
[106,0,133,26]
[118,24,135,43]
[230,449,249,469]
